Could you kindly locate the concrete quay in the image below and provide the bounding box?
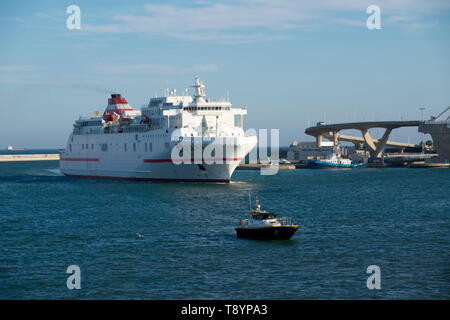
[0,154,60,162]
[237,164,296,170]
[408,161,450,168]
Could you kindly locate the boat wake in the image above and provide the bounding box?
[45,168,64,176]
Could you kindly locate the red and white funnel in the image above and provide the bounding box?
[103,94,133,121]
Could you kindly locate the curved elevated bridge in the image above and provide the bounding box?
[305,121,421,160]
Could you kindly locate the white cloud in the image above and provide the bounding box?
[80,0,450,43]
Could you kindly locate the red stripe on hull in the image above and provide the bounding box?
[143,159,172,163]
[60,158,99,162]
[63,173,230,183]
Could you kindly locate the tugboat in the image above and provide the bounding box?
[235,197,299,240]
[307,147,366,169]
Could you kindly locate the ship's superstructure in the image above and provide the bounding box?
[60,77,257,182]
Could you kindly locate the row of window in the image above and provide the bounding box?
[124,142,170,152]
[124,142,140,152]
[81,144,94,150]
[70,142,235,155]
[184,106,230,111]
[142,134,168,138]
[78,120,102,127]
[123,126,150,133]
[68,141,170,153]
[89,128,102,134]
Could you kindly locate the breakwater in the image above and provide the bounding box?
[0,154,60,162]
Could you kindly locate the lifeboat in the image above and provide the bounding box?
[102,112,116,122]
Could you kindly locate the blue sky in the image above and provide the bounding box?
[1,0,449,148]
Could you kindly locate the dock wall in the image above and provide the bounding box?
[0,154,60,162]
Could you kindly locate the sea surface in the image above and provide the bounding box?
[0,157,449,299]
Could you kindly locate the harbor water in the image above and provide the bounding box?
[0,158,449,299]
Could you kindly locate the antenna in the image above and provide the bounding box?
[216,115,218,137]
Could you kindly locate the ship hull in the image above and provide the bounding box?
[63,173,230,183]
[235,226,299,240]
[307,160,367,169]
[60,162,236,183]
[60,135,257,182]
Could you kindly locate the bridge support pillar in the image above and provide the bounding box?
[333,132,339,146]
[373,128,393,158]
[361,129,377,155]
[361,128,394,160]
[316,135,323,147]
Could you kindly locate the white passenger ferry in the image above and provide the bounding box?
[60,77,257,182]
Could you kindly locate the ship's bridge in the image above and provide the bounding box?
[148,95,193,108]
[143,77,248,133]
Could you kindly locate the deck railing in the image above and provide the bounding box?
[278,217,293,226]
